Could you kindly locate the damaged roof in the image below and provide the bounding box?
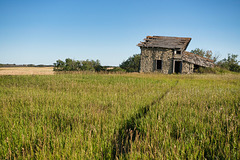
[137,36,191,50]
[183,51,214,67]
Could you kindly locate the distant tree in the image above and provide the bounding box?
[65,58,77,71]
[54,59,65,70]
[120,54,141,72]
[204,50,213,59]
[37,64,45,67]
[81,59,95,71]
[27,64,35,67]
[93,59,103,72]
[217,54,240,72]
[75,60,82,70]
[191,48,205,57]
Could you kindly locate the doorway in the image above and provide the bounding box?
[174,61,182,74]
[194,64,200,72]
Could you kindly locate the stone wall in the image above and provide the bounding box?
[182,61,194,74]
[140,48,154,72]
[140,47,173,73]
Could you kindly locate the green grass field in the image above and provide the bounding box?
[0,73,240,159]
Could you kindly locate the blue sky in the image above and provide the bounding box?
[0,0,240,66]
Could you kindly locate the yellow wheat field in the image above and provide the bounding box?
[0,67,54,75]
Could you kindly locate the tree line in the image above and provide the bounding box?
[53,58,125,72]
[54,48,240,73]
[53,59,102,72]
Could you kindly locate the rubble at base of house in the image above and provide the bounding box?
[137,36,214,74]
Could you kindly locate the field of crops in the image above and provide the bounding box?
[0,73,240,159]
[0,67,54,75]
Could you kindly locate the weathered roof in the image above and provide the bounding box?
[182,51,214,67]
[137,36,191,50]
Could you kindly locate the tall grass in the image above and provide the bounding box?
[0,73,239,159]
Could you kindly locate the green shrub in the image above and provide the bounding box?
[217,54,240,72]
[196,67,231,74]
[120,54,140,72]
[110,67,126,72]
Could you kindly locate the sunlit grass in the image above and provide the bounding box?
[0,73,239,159]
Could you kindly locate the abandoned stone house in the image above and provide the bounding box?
[137,36,214,74]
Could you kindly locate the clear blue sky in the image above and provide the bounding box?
[0,0,240,66]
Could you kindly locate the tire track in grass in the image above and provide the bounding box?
[109,80,179,159]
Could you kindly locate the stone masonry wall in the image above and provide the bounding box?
[140,48,154,72]
[140,47,173,73]
[182,61,194,74]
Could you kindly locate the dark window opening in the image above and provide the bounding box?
[176,51,181,54]
[174,61,182,74]
[157,60,162,70]
[194,64,200,72]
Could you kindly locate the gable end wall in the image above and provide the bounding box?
[140,47,173,74]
